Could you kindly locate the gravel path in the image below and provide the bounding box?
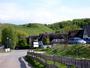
[0,50,31,68]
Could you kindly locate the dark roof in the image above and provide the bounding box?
[68,30,84,38]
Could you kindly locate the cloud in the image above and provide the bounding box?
[0,0,90,24]
[0,3,27,20]
[0,1,61,24]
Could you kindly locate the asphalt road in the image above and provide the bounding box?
[0,50,31,68]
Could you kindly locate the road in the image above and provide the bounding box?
[0,50,31,68]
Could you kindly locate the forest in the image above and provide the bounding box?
[47,18,90,33]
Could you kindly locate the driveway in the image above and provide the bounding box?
[0,50,31,68]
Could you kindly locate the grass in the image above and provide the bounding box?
[25,55,76,68]
[31,44,90,59]
[14,23,54,35]
[43,44,90,59]
[47,60,66,68]
[25,56,45,68]
[27,44,90,68]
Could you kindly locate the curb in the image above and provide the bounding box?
[21,57,33,68]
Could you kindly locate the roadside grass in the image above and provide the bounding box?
[25,55,71,68]
[26,44,90,68]
[47,60,66,68]
[32,44,90,58]
[25,56,45,68]
[43,44,90,59]
[25,55,76,68]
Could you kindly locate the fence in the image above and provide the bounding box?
[0,46,4,52]
[27,51,90,68]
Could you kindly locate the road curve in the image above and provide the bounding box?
[0,50,31,68]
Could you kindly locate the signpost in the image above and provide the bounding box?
[33,41,39,47]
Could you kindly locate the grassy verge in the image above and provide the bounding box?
[25,56,45,68]
[43,44,90,59]
[25,55,75,68]
[26,44,90,68]
[47,60,75,68]
[47,60,66,68]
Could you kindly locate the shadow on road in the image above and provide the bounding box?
[19,57,27,68]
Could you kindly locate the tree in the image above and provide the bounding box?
[17,37,28,49]
[16,30,29,49]
[43,36,50,45]
[63,24,80,32]
[1,26,17,49]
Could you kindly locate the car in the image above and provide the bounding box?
[83,37,90,44]
[68,37,86,44]
[51,39,65,44]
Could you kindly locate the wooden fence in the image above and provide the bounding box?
[27,51,90,68]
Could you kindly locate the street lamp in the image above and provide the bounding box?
[9,39,11,48]
[6,37,11,48]
[5,37,9,48]
[5,37,11,52]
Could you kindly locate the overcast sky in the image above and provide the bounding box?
[0,0,90,24]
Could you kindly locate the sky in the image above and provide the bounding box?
[0,0,90,24]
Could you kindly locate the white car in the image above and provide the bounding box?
[68,37,86,44]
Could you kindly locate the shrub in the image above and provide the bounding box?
[17,38,29,49]
[43,35,50,45]
[16,30,29,49]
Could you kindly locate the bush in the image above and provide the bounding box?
[43,35,50,45]
[16,30,29,49]
[25,55,45,68]
[16,38,29,49]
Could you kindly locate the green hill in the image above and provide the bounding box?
[0,23,54,42]
[48,18,90,32]
[18,23,54,35]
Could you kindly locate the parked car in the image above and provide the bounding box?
[51,39,65,44]
[68,37,86,44]
[83,37,90,44]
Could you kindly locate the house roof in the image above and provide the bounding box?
[68,30,84,38]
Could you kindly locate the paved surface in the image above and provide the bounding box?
[0,50,32,68]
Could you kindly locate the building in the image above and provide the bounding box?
[83,25,90,38]
[68,30,84,39]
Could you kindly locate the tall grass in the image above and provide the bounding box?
[45,44,90,59]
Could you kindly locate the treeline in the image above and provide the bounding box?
[1,26,29,49]
[0,23,53,49]
[47,18,90,33]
